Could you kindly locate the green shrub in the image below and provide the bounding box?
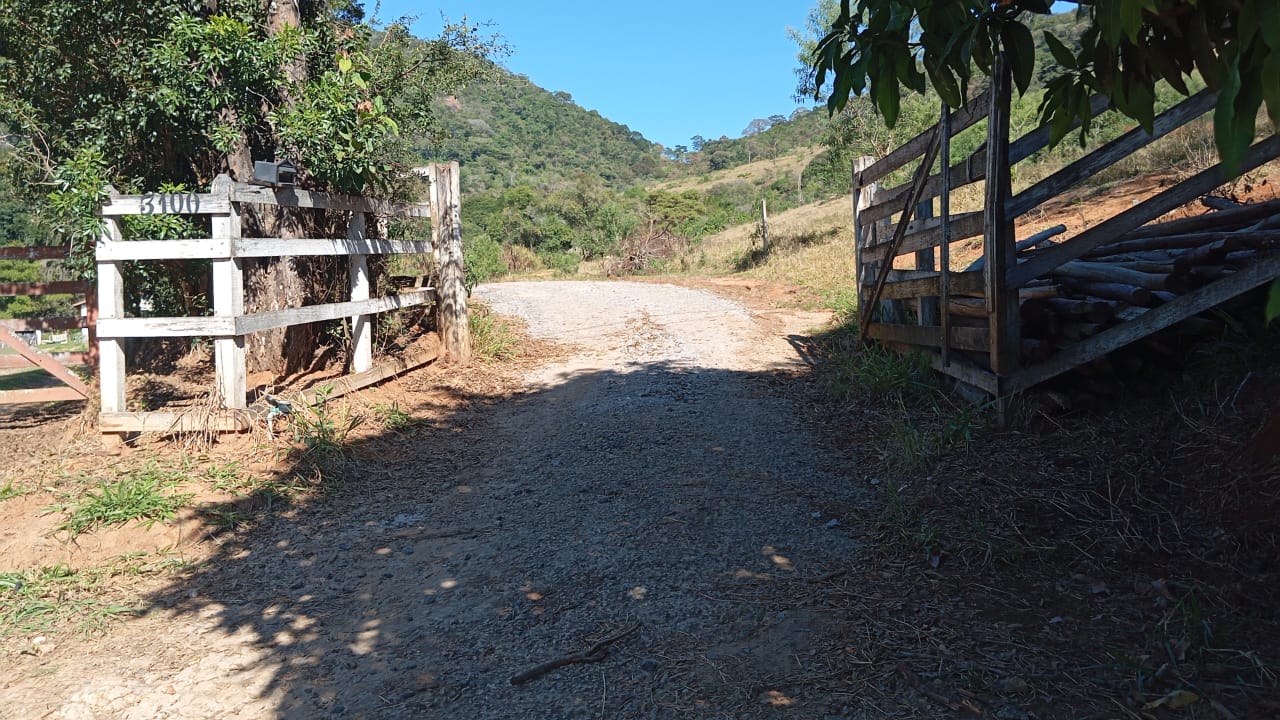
[463,231,505,289]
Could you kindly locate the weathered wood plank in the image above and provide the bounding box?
[985,53,1019,377]
[1007,252,1280,393]
[0,353,87,370]
[868,270,985,300]
[433,162,472,361]
[97,316,237,338]
[99,192,231,216]
[1007,90,1216,218]
[96,239,232,261]
[861,211,985,264]
[97,198,126,416]
[0,281,88,296]
[0,326,90,397]
[866,322,990,352]
[0,246,69,260]
[231,184,430,217]
[235,290,432,336]
[1009,134,1280,288]
[347,212,373,374]
[0,317,84,331]
[300,345,439,406]
[0,387,89,404]
[858,89,992,186]
[930,353,999,395]
[211,175,247,411]
[98,411,252,433]
[233,237,433,257]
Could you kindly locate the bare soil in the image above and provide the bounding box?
[0,280,885,719]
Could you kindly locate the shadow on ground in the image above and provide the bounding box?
[132,360,875,719]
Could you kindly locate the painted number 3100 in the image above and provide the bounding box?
[139,193,201,214]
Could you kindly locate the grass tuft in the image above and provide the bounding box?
[470,304,521,361]
[49,463,194,537]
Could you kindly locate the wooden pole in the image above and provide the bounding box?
[939,104,952,367]
[915,197,937,327]
[347,211,372,373]
[760,198,770,253]
[210,175,247,410]
[434,162,472,362]
[983,53,1019,382]
[97,187,127,423]
[852,156,877,323]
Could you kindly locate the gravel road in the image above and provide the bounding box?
[2,280,873,719]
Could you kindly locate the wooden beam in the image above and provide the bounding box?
[97,316,237,338]
[857,89,991,186]
[0,317,84,331]
[211,175,247,411]
[930,354,999,395]
[1006,252,1280,394]
[0,387,89,404]
[0,246,69,260]
[1007,90,1217,218]
[348,212,373,373]
[938,104,953,368]
[985,53,1019,377]
[233,237,433,257]
[0,281,89,296]
[96,239,231,262]
[860,211,984,264]
[230,184,430,217]
[433,162,472,362]
[866,322,990,352]
[235,290,432,336]
[99,192,231,216]
[867,270,984,300]
[1009,134,1280,288]
[97,194,126,416]
[0,353,87,370]
[98,411,252,433]
[0,326,90,397]
[300,345,438,406]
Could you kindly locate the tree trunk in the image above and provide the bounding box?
[239,0,327,376]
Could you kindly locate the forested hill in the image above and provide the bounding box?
[418,67,670,193]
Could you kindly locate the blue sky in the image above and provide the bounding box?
[379,2,1081,150]
[380,1,816,150]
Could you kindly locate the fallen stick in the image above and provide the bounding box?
[510,623,641,685]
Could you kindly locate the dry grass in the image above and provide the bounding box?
[652,147,823,194]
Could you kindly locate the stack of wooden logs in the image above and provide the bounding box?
[950,197,1280,402]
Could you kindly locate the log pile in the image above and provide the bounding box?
[955,197,1280,405]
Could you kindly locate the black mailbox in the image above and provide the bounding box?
[251,159,297,187]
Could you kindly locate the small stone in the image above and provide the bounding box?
[640,658,660,672]
[825,519,840,528]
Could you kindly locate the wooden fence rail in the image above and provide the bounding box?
[853,56,1280,410]
[96,163,467,435]
[0,246,94,404]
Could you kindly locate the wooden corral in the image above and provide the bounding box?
[0,245,94,405]
[854,55,1280,409]
[95,162,470,436]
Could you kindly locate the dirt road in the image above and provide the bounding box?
[2,280,874,719]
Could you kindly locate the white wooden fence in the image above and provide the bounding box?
[96,163,468,434]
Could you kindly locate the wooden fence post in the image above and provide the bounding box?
[347,211,372,373]
[210,175,247,410]
[432,162,471,362]
[984,54,1019,398]
[852,155,877,326]
[760,199,770,253]
[916,197,937,326]
[97,187,126,417]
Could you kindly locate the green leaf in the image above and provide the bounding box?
[1267,279,1280,326]
[1002,22,1036,95]
[874,74,901,127]
[1044,32,1077,70]
[1215,58,1248,174]
[1263,52,1280,128]
[337,55,352,73]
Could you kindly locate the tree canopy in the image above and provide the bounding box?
[809,1,1280,171]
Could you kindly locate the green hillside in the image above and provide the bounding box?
[418,68,669,194]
